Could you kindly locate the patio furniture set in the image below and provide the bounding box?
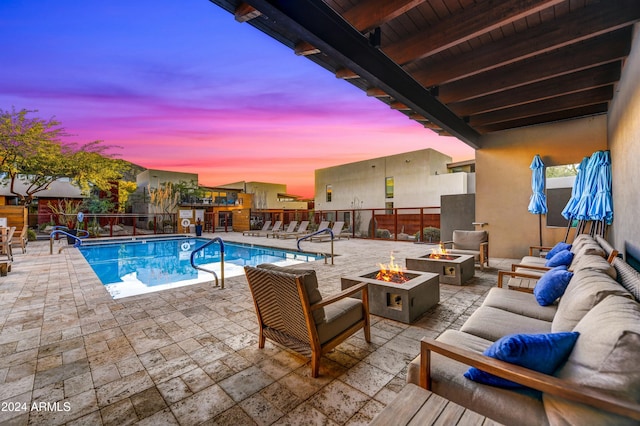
[243,230,640,424]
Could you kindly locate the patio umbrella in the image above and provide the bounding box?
[587,150,613,236]
[561,156,590,241]
[527,154,547,246]
[573,151,602,234]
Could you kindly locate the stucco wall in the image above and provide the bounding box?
[476,116,607,258]
[608,24,640,261]
[314,148,468,210]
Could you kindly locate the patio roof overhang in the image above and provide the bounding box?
[207,0,639,149]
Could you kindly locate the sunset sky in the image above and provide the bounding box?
[0,0,474,198]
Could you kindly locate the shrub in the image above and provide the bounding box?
[376,228,391,239]
[416,226,441,242]
[27,228,37,241]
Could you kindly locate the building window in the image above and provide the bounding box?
[385,177,394,198]
[326,185,332,202]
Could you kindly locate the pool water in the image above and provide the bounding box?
[78,237,322,299]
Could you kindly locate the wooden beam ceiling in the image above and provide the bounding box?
[209,0,639,144]
[384,0,566,66]
[409,0,640,86]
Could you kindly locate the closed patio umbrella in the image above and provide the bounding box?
[588,150,613,236]
[574,151,603,234]
[527,154,547,246]
[562,156,590,241]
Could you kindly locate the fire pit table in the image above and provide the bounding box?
[405,253,474,286]
[340,269,439,324]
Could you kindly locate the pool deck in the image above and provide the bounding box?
[0,232,518,425]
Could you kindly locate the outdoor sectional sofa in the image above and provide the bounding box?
[405,235,640,425]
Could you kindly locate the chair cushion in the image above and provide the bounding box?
[551,268,632,332]
[544,295,640,426]
[316,297,363,345]
[546,242,572,259]
[452,230,488,250]
[533,266,573,306]
[257,264,325,324]
[464,332,579,388]
[545,249,574,267]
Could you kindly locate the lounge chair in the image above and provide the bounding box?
[442,230,489,270]
[0,226,15,276]
[18,226,28,254]
[310,221,348,242]
[255,220,282,237]
[278,220,309,239]
[244,264,370,377]
[268,221,296,238]
[242,220,271,236]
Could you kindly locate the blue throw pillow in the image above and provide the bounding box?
[545,249,574,267]
[464,332,579,388]
[545,242,572,259]
[533,266,574,306]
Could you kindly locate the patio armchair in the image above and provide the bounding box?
[442,230,489,270]
[244,264,370,377]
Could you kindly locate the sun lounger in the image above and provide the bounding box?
[278,220,309,239]
[255,220,282,237]
[243,220,271,236]
[310,221,347,242]
[268,221,297,238]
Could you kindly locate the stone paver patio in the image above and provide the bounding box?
[0,232,517,425]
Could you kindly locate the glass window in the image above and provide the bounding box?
[385,177,394,198]
[326,185,332,202]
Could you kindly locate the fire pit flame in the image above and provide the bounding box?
[428,243,458,260]
[376,253,408,284]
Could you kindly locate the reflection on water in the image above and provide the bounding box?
[79,238,321,299]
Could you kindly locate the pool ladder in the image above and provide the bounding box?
[297,228,334,265]
[49,227,90,254]
[190,237,225,289]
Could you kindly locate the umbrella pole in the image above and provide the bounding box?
[564,219,572,243]
[538,214,543,246]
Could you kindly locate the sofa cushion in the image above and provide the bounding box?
[551,268,632,332]
[465,332,579,388]
[534,266,573,306]
[410,330,549,426]
[461,306,552,342]
[545,250,574,267]
[546,242,572,259]
[482,288,557,322]
[570,254,617,279]
[257,264,325,324]
[544,295,640,426]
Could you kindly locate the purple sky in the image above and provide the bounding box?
[0,0,474,198]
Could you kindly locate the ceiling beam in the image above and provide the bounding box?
[235,3,261,22]
[469,86,613,127]
[384,0,564,65]
[475,104,609,133]
[449,62,621,116]
[437,28,632,103]
[412,0,640,86]
[342,0,425,33]
[243,0,481,147]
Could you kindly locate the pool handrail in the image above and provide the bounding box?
[190,237,225,289]
[49,228,90,254]
[297,228,334,265]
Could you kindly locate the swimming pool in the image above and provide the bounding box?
[78,237,323,299]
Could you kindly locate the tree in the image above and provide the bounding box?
[0,107,130,205]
